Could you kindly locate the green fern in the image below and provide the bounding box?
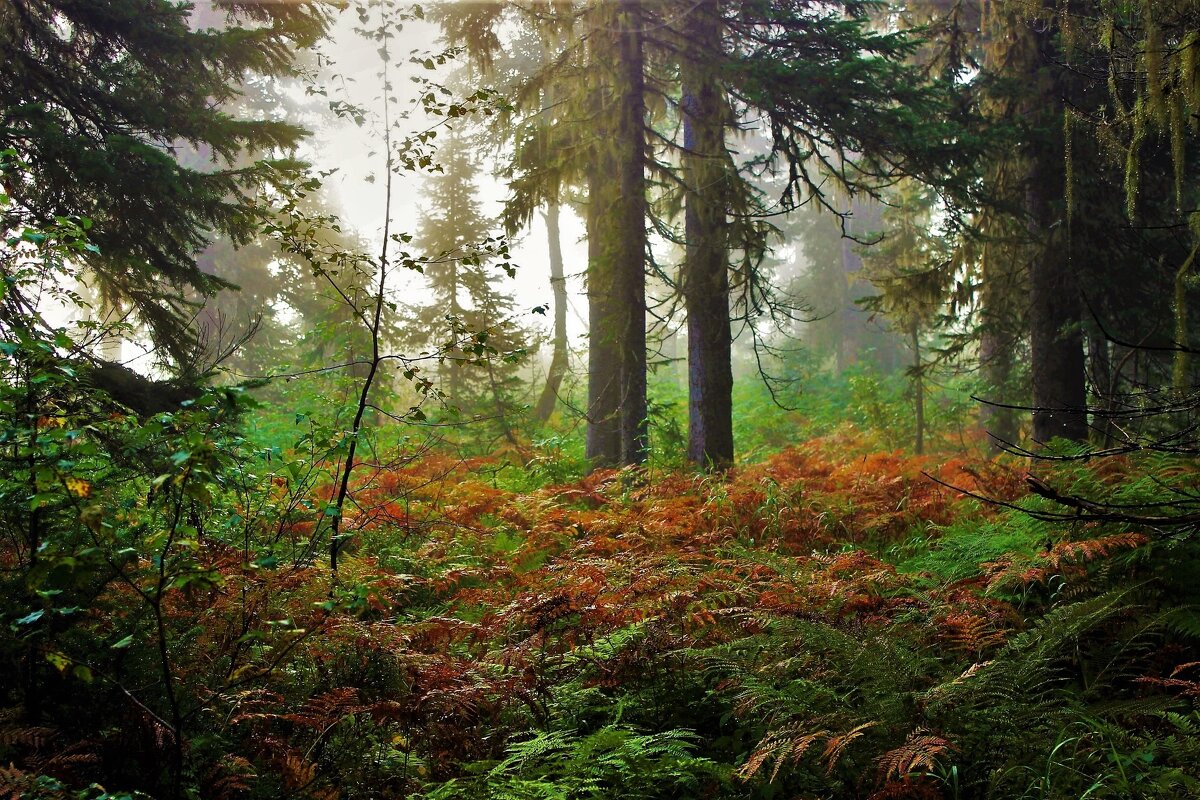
[420,725,725,799]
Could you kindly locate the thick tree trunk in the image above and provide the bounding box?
[1025,18,1088,445]
[1028,230,1087,442]
[584,0,648,468]
[978,266,1020,451]
[682,0,733,470]
[585,161,622,467]
[535,201,569,422]
[613,0,648,465]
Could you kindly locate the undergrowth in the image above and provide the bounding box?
[2,415,1198,799]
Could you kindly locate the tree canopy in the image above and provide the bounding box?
[0,0,331,365]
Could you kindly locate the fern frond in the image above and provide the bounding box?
[875,730,955,782]
[821,720,879,775]
[0,725,57,750]
[738,723,830,782]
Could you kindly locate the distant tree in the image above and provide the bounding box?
[430,6,578,426]
[860,181,954,454]
[437,0,982,468]
[182,3,340,377]
[407,133,528,442]
[668,0,983,467]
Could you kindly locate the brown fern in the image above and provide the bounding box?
[820,721,879,775]
[875,730,955,782]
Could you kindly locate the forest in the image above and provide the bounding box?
[1,0,1200,798]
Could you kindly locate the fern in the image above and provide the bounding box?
[874,730,955,783]
[422,725,724,800]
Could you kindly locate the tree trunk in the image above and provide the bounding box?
[911,323,924,455]
[682,0,733,470]
[613,0,648,465]
[1172,243,1199,393]
[448,221,462,407]
[1087,325,1114,447]
[585,160,622,467]
[1025,13,1088,444]
[837,230,861,375]
[535,200,569,422]
[584,0,648,468]
[978,263,1020,451]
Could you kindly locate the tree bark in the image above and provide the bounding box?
[911,323,924,455]
[613,0,648,465]
[978,259,1020,451]
[585,160,622,466]
[1087,324,1115,447]
[682,0,733,470]
[583,0,648,468]
[1025,15,1088,444]
[535,200,569,421]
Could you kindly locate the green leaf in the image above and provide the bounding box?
[15,610,44,625]
[111,634,135,650]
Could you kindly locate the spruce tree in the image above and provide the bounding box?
[669,0,982,466]
[408,133,527,438]
[0,0,330,365]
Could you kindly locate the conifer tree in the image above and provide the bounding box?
[0,0,330,366]
[438,0,982,468]
[860,180,954,454]
[408,133,527,436]
[670,0,982,467]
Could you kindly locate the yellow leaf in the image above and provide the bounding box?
[64,477,91,498]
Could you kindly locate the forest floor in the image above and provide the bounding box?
[224,431,1180,799]
[9,429,1195,800]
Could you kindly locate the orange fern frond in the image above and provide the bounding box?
[875,730,955,782]
[738,724,831,783]
[820,721,879,775]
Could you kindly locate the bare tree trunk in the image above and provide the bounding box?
[585,160,622,467]
[911,323,924,455]
[448,257,462,407]
[1088,325,1114,447]
[584,0,647,468]
[1172,243,1199,393]
[535,200,569,421]
[1025,12,1088,444]
[837,230,861,375]
[613,0,648,465]
[682,0,733,470]
[978,258,1020,450]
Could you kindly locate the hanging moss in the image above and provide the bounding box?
[1170,88,1187,209]
[1182,31,1199,130]
[1144,17,1167,128]
[1124,98,1145,222]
